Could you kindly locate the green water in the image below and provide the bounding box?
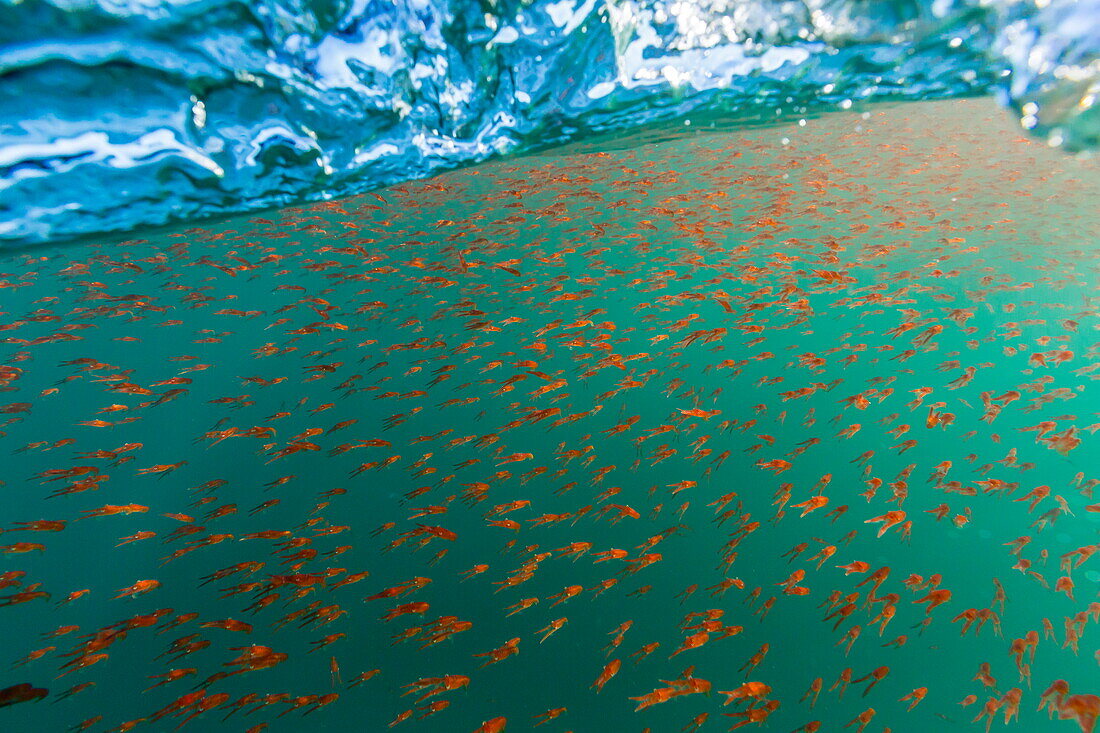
[0,98,1097,733]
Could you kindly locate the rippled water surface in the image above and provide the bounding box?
[2,0,1097,245]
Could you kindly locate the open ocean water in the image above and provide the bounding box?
[0,96,1098,733]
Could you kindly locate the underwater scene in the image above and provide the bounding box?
[0,94,1098,733]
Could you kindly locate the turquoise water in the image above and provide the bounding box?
[0,98,1098,733]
